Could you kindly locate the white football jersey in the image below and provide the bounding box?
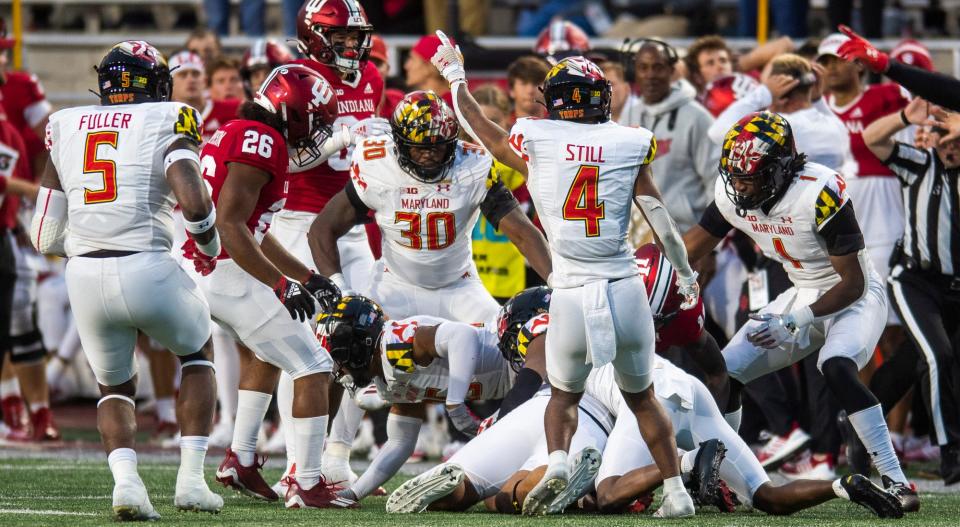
[508,118,656,288]
[714,162,861,290]
[585,357,696,418]
[351,136,494,288]
[46,102,203,256]
[374,315,513,404]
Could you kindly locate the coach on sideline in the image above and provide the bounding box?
[862,96,960,484]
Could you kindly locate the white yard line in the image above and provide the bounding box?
[0,508,97,516]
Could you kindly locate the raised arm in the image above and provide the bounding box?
[863,97,934,162]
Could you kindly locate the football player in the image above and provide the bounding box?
[0,18,52,177]
[430,33,698,517]
[30,41,222,520]
[183,64,351,510]
[683,111,919,512]
[318,296,515,503]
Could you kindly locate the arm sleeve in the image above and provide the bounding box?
[707,84,772,145]
[30,186,68,256]
[818,202,865,256]
[433,322,480,406]
[698,201,734,238]
[480,166,520,229]
[883,142,931,186]
[634,195,695,279]
[886,61,960,112]
[343,178,373,224]
[496,368,544,419]
[349,413,422,499]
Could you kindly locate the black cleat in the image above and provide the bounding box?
[687,439,726,506]
[939,442,960,485]
[841,474,903,518]
[837,410,871,476]
[882,475,921,513]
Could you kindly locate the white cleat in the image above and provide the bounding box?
[386,463,464,513]
[653,490,696,518]
[113,479,161,521]
[546,446,602,514]
[175,478,224,514]
[522,463,569,516]
[208,421,234,449]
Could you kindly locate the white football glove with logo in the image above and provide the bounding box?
[430,30,466,87]
[288,123,352,173]
[747,306,814,349]
[350,116,391,139]
[676,271,700,310]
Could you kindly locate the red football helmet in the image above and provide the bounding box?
[297,0,374,73]
[254,64,338,168]
[534,20,591,61]
[700,73,759,117]
[635,243,682,329]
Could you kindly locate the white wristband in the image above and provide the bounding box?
[164,148,200,172]
[184,208,216,234]
[329,272,348,291]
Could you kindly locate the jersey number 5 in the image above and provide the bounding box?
[395,211,455,250]
[562,165,604,237]
[83,131,119,204]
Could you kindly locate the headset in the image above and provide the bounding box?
[620,37,679,84]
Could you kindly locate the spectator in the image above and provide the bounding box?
[599,61,631,123]
[369,35,404,117]
[281,0,304,37]
[405,34,454,107]
[203,0,265,37]
[619,40,718,239]
[168,51,240,142]
[240,38,294,99]
[685,35,760,117]
[185,27,222,65]
[206,56,244,102]
[506,56,550,122]
[423,0,488,36]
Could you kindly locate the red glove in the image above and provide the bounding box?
[837,24,890,73]
[181,239,217,276]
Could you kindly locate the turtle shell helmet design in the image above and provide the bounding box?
[541,56,611,122]
[390,90,459,183]
[96,41,171,105]
[719,111,805,216]
[496,286,552,371]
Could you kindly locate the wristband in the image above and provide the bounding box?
[164,148,200,172]
[184,208,216,234]
[900,109,910,127]
[194,231,221,258]
[329,272,348,291]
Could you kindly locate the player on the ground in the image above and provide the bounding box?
[317,296,515,502]
[430,32,699,516]
[30,41,222,520]
[683,110,919,512]
[184,64,351,510]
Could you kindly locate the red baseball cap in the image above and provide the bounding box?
[891,39,934,72]
[370,35,388,63]
[410,34,453,62]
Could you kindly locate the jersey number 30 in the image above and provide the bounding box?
[395,211,455,250]
[562,165,604,237]
[83,131,119,204]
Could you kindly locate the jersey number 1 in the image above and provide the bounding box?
[83,131,119,204]
[562,165,604,237]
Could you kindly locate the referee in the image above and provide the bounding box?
[864,96,960,484]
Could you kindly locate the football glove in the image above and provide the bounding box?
[430,30,466,86]
[446,404,481,437]
[837,25,890,73]
[303,271,341,313]
[350,117,391,139]
[273,276,316,322]
[747,307,813,349]
[677,271,700,310]
[181,239,217,276]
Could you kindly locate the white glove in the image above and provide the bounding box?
[350,117,391,140]
[327,272,357,297]
[288,123,352,172]
[747,307,813,349]
[430,30,466,86]
[676,271,700,310]
[446,404,480,437]
[354,382,390,412]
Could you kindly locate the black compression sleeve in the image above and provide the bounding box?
[887,61,960,112]
[343,182,373,224]
[496,368,544,419]
[480,180,520,230]
[819,202,865,256]
[698,201,734,239]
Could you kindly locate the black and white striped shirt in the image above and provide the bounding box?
[884,142,960,275]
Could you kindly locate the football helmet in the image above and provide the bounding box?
[534,20,591,62]
[700,73,759,117]
[635,243,682,329]
[719,111,804,215]
[96,41,171,105]
[318,296,385,381]
[254,64,338,168]
[297,0,373,73]
[241,38,294,93]
[496,286,552,371]
[542,56,611,122]
[390,90,459,183]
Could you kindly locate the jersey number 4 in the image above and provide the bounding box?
[83,131,119,204]
[395,211,455,250]
[562,165,604,237]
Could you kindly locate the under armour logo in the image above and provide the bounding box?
[437,184,451,192]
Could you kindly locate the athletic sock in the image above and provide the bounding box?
[232,390,272,467]
[108,448,140,484]
[832,478,849,500]
[155,397,176,424]
[663,475,685,496]
[294,415,328,490]
[848,403,908,483]
[276,372,295,468]
[724,407,742,431]
[679,449,697,474]
[178,435,209,484]
[0,378,20,398]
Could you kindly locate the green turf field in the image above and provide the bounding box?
[0,458,956,526]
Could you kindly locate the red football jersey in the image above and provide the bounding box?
[0,119,32,229]
[197,119,288,260]
[826,83,909,178]
[635,244,704,352]
[284,59,384,213]
[0,71,52,172]
[200,97,241,143]
[699,73,759,117]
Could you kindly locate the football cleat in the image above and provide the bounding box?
[215,448,279,501]
[841,474,903,518]
[627,492,655,513]
[779,451,837,481]
[881,475,920,513]
[174,479,224,514]
[652,489,695,518]
[113,478,161,521]
[284,476,359,509]
[546,446,602,514]
[386,463,464,513]
[30,407,61,441]
[687,439,725,506]
[521,462,568,516]
[756,426,811,469]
